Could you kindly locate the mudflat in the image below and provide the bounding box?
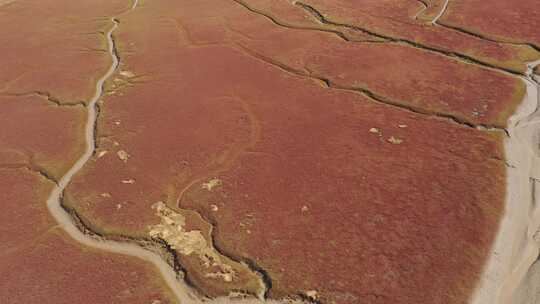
[2,1,539,304]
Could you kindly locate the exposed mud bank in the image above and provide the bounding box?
[471,59,540,304]
[43,1,194,303]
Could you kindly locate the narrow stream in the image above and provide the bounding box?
[43,1,302,303]
[44,2,201,303]
[43,1,540,303]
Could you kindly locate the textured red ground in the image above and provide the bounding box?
[0,0,178,302]
[0,98,86,253]
[440,0,540,48]
[228,24,524,127]
[0,0,129,103]
[238,0,540,73]
[0,125,175,304]
[63,0,516,303]
[0,170,175,304]
[143,0,528,127]
[0,96,86,179]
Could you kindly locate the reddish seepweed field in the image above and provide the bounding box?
[61,0,530,303]
[440,0,540,48]
[3,0,539,303]
[0,115,175,304]
[236,0,540,73]
[0,170,175,304]
[0,0,179,303]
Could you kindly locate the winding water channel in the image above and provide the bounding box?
[42,0,540,303]
[44,2,200,303]
[42,1,304,303]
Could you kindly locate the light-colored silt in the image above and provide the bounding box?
[44,1,200,303]
[431,0,449,24]
[470,58,540,304]
[412,0,449,24]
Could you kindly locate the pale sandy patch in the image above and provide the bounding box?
[471,60,540,304]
